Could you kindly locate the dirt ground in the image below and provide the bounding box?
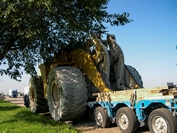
[3,96,150,133]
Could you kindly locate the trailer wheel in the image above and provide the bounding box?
[47,66,87,120]
[94,106,110,128]
[148,108,177,133]
[29,76,49,113]
[116,107,138,133]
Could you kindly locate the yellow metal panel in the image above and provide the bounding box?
[70,49,111,92]
[39,64,50,98]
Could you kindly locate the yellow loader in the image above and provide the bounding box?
[29,33,143,120]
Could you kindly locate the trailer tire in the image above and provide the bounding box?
[148,108,177,133]
[94,106,110,128]
[29,76,49,113]
[116,107,138,133]
[47,66,87,120]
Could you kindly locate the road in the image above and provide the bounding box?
[3,96,150,133]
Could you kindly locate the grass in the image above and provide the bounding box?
[0,100,81,133]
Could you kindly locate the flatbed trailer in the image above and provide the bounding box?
[88,85,177,133]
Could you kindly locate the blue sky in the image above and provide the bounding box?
[105,0,177,87]
[1,0,177,94]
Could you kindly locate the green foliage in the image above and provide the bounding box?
[0,0,132,80]
[0,100,81,133]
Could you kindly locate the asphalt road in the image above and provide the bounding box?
[3,96,150,133]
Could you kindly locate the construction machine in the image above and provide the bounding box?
[29,33,177,133]
[29,33,143,120]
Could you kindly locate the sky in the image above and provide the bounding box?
[0,0,177,94]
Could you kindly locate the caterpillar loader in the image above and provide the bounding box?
[29,33,143,121]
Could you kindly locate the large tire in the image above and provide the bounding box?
[148,108,177,133]
[47,66,88,120]
[125,65,143,88]
[29,76,49,113]
[116,107,139,133]
[94,106,110,128]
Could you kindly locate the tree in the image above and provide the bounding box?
[0,0,132,81]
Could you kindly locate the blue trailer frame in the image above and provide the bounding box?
[88,97,177,132]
